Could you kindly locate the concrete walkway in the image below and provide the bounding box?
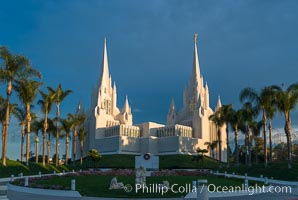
[3,171,298,200]
[6,190,298,200]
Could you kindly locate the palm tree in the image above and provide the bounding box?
[209,111,225,161]
[48,84,72,166]
[38,90,54,166]
[239,102,258,166]
[14,79,42,165]
[271,83,298,169]
[60,117,72,165]
[0,95,7,149]
[46,118,55,163]
[267,104,276,162]
[13,107,27,162]
[1,96,16,160]
[218,104,233,167]
[0,46,41,166]
[204,141,218,159]
[230,108,243,167]
[251,120,263,164]
[240,86,275,166]
[68,113,86,162]
[78,127,87,165]
[31,119,42,163]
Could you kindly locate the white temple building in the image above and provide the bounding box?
[80,35,227,162]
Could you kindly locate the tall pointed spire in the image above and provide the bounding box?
[100,37,110,86]
[216,96,222,111]
[168,98,176,114]
[123,95,131,114]
[76,98,82,113]
[191,33,201,83]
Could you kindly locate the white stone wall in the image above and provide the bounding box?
[119,136,140,154]
[92,136,120,153]
[158,136,179,154]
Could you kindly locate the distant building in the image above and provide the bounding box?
[78,35,227,162]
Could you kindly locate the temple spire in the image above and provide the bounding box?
[216,96,222,111]
[123,95,131,114]
[100,37,110,86]
[168,98,176,114]
[192,33,201,83]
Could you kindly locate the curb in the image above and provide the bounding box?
[7,183,81,197]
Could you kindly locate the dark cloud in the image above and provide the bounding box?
[1,0,298,126]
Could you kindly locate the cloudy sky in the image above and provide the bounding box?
[1,0,298,158]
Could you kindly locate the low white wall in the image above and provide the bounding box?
[8,183,81,197]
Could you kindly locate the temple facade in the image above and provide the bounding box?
[80,35,227,162]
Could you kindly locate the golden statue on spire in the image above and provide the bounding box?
[194,33,198,43]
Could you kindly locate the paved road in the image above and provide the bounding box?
[6,190,298,200]
[215,193,298,200]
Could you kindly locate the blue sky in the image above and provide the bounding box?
[1,0,298,159]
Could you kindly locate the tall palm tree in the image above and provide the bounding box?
[251,120,263,164]
[14,79,42,165]
[1,97,16,159]
[271,83,298,169]
[48,84,72,166]
[230,109,243,167]
[13,107,27,162]
[31,119,42,163]
[0,95,7,149]
[240,86,275,166]
[60,117,72,165]
[267,104,276,162]
[46,118,55,163]
[209,111,225,161]
[38,90,54,166]
[239,102,258,166]
[0,46,41,166]
[68,113,86,162]
[218,104,233,167]
[78,127,87,166]
[204,141,218,159]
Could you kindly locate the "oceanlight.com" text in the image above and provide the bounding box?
[130,183,292,196]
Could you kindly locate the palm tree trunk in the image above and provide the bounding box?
[226,125,230,167]
[35,135,39,163]
[2,80,12,166]
[269,119,273,162]
[247,126,252,166]
[284,112,292,169]
[234,126,239,167]
[47,138,51,164]
[55,104,60,167]
[55,130,59,166]
[263,111,267,167]
[65,135,69,165]
[26,103,31,166]
[21,125,25,162]
[80,141,83,166]
[73,128,77,162]
[2,125,8,166]
[217,128,222,161]
[42,113,48,166]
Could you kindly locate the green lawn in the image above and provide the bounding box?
[0,159,70,178]
[219,162,298,181]
[26,174,254,198]
[2,155,298,181]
